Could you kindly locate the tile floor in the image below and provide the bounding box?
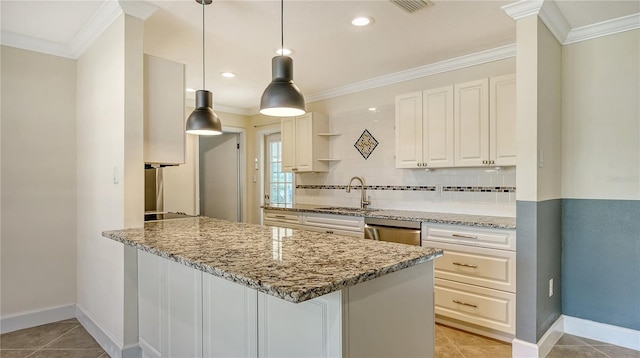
[0,319,106,358]
[1,320,639,358]
[436,323,640,358]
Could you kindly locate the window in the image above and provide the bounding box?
[265,133,294,207]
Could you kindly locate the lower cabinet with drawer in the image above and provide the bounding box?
[263,210,364,238]
[422,223,516,342]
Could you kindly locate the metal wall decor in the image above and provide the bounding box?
[354,129,379,160]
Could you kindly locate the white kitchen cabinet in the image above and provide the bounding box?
[454,78,490,167]
[396,75,516,169]
[263,209,365,238]
[395,87,455,169]
[258,291,342,358]
[281,113,330,173]
[138,250,202,358]
[202,273,258,357]
[395,92,423,168]
[144,54,186,165]
[423,223,516,341]
[489,74,517,166]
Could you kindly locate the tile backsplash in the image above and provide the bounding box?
[295,105,516,217]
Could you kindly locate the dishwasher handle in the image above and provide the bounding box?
[364,225,381,241]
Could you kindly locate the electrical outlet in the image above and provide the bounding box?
[549,278,554,297]
[435,184,442,196]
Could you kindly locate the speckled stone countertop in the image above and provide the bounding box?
[263,204,516,229]
[102,217,443,303]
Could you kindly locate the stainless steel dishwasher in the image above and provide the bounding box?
[364,217,422,246]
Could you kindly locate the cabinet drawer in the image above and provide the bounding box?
[299,225,364,238]
[425,241,515,293]
[423,223,515,251]
[302,213,364,232]
[435,278,515,334]
[264,210,301,226]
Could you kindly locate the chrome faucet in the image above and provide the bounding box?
[346,176,370,209]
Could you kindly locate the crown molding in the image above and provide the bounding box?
[0,31,76,59]
[501,0,544,21]
[565,12,640,45]
[1,0,157,59]
[539,0,571,44]
[214,104,254,116]
[305,44,516,104]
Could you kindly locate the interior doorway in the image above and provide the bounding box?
[198,128,246,222]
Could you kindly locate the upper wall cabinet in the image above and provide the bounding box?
[454,79,490,167]
[395,74,516,169]
[455,74,516,167]
[144,54,186,165]
[281,113,330,173]
[395,87,454,169]
[489,74,517,166]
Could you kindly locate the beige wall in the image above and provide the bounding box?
[562,29,640,200]
[515,16,539,202]
[1,46,77,316]
[76,15,143,347]
[536,18,563,201]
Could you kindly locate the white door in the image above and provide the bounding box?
[200,133,240,221]
[264,133,294,208]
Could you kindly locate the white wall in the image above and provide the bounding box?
[562,29,640,201]
[1,46,77,316]
[76,14,143,349]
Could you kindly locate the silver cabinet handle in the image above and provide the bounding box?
[453,300,477,308]
[452,262,478,268]
[452,233,478,239]
[325,230,334,234]
[274,215,286,219]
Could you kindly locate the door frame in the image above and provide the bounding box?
[195,125,247,222]
[256,126,281,225]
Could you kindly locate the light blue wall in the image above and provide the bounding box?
[562,199,640,331]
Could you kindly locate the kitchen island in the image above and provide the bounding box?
[102,216,443,358]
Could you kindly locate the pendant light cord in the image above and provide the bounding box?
[280,0,284,53]
[202,0,206,89]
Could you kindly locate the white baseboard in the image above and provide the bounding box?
[512,315,564,358]
[0,304,76,334]
[76,304,141,358]
[563,315,640,352]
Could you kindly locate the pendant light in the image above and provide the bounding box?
[259,0,306,117]
[185,0,223,135]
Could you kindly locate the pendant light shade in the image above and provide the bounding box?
[185,90,222,135]
[185,0,222,135]
[260,56,305,117]
[259,0,306,117]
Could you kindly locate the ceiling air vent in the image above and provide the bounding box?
[389,0,434,14]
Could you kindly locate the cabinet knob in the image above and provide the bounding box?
[482,160,487,164]
[417,163,422,167]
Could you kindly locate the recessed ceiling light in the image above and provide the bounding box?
[368,107,377,112]
[186,88,196,93]
[276,48,294,56]
[352,16,373,27]
[220,72,236,78]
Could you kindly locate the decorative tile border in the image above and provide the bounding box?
[296,185,516,193]
[443,186,516,193]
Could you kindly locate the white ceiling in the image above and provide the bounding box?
[2,0,639,113]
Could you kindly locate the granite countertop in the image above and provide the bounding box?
[263,204,517,229]
[102,217,443,304]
